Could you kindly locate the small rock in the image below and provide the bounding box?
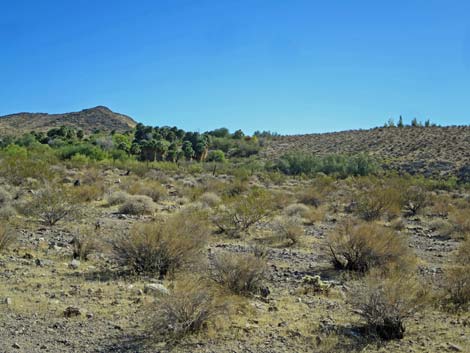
[12,343,21,349]
[448,343,463,352]
[63,306,82,318]
[69,259,80,269]
[3,297,12,305]
[144,283,170,295]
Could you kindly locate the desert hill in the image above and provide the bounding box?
[0,106,137,135]
[264,126,470,179]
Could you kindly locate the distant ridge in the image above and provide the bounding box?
[264,126,470,178]
[0,106,137,135]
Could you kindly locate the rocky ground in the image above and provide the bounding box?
[1,169,469,353]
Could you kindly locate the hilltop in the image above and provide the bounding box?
[264,126,470,179]
[0,106,137,135]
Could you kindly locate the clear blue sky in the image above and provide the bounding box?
[1,0,469,134]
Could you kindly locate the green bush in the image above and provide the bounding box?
[276,152,378,178]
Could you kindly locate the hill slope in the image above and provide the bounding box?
[264,126,470,178]
[0,106,137,135]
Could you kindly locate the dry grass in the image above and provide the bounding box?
[0,224,15,252]
[271,215,304,246]
[71,227,102,261]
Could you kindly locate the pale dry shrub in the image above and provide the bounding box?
[0,224,16,252]
[119,195,156,215]
[23,185,80,226]
[111,211,208,277]
[0,187,12,206]
[402,185,429,216]
[429,219,454,238]
[150,279,223,340]
[107,191,130,205]
[0,205,17,220]
[70,182,105,202]
[198,192,221,208]
[327,221,415,273]
[449,208,470,238]
[284,203,310,218]
[350,271,428,340]
[297,187,322,207]
[272,215,303,246]
[442,238,470,310]
[213,188,274,237]
[72,227,102,261]
[356,185,401,221]
[126,179,168,202]
[212,252,268,295]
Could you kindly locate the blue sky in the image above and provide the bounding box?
[1,0,469,134]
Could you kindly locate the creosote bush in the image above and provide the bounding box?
[402,185,429,216]
[213,188,274,237]
[327,221,415,273]
[355,185,400,221]
[350,271,427,340]
[119,195,156,215]
[212,252,268,296]
[111,211,208,277]
[24,185,79,226]
[150,279,223,341]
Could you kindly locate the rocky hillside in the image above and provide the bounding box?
[0,106,137,135]
[264,126,470,179]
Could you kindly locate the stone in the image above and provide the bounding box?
[448,343,463,352]
[12,343,20,349]
[69,259,80,269]
[144,283,170,295]
[63,306,82,318]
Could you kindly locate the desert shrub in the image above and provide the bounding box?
[23,185,79,226]
[0,225,16,252]
[442,239,470,310]
[206,149,226,162]
[350,271,427,340]
[72,227,102,261]
[327,221,415,273]
[150,279,223,341]
[0,187,12,206]
[0,153,58,185]
[119,195,156,215]
[0,205,17,220]
[449,208,470,237]
[213,188,274,237]
[198,192,221,208]
[401,185,429,216]
[70,182,105,202]
[272,216,303,246]
[429,219,454,238]
[276,152,377,178]
[284,203,310,218]
[111,212,208,276]
[297,188,322,207]
[125,179,167,202]
[355,185,401,221]
[212,252,267,295]
[107,191,130,205]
